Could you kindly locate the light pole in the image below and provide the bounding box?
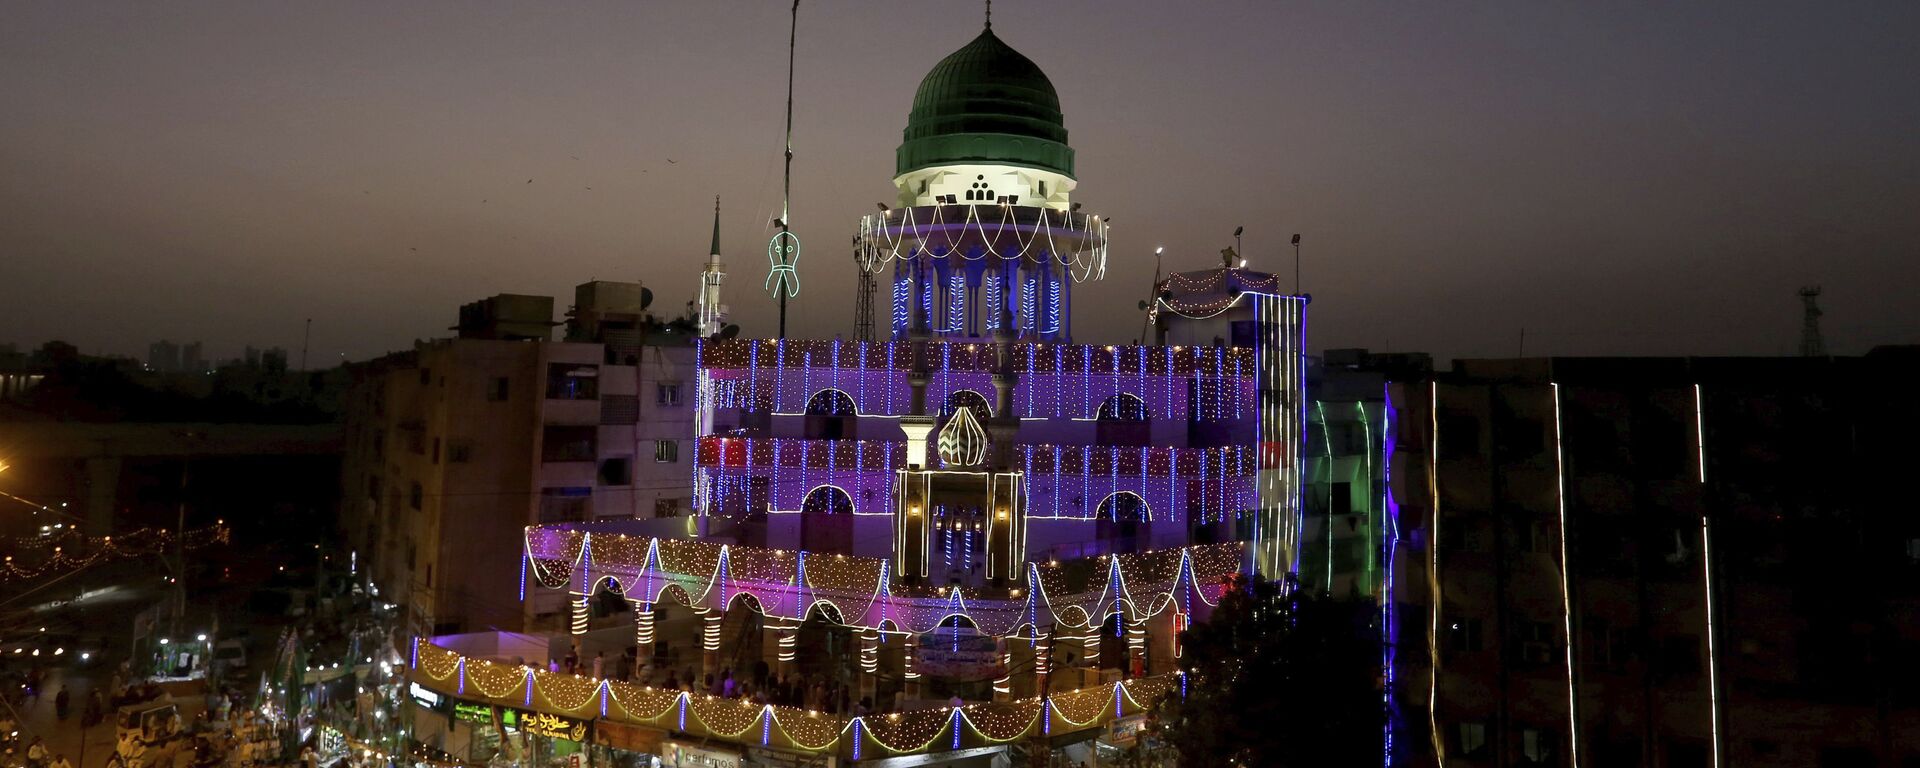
[1291,233,1302,296]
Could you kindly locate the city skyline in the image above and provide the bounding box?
[3,1,1917,365]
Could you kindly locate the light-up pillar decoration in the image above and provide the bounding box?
[570,593,590,636]
[1082,626,1102,678]
[699,607,721,676]
[1126,617,1147,678]
[896,473,931,583]
[903,632,923,698]
[859,629,880,701]
[985,475,1024,586]
[777,621,798,679]
[632,600,656,663]
[993,647,1013,701]
[1034,629,1052,695]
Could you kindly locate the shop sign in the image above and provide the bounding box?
[1107,714,1147,747]
[661,740,741,768]
[453,703,495,725]
[917,631,1002,678]
[409,682,446,708]
[510,710,589,742]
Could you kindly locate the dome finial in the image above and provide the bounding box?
[984,0,991,30]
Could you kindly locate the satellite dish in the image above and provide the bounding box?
[718,324,741,339]
[640,287,654,309]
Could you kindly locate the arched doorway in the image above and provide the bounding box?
[800,485,854,552]
[1095,392,1152,445]
[1095,491,1151,554]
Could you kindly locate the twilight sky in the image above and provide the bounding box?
[3,1,1916,365]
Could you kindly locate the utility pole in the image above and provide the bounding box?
[300,318,311,370]
[1291,233,1302,296]
[766,0,802,339]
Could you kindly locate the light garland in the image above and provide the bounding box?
[525,530,1238,638]
[1,524,229,582]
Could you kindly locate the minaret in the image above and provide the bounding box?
[697,196,728,337]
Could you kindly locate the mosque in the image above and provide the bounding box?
[410,16,1308,767]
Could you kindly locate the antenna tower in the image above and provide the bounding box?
[853,236,876,342]
[1798,285,1826,357]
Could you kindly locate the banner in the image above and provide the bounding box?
[917,630,1002,679]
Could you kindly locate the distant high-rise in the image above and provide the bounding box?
[147,340,181,372]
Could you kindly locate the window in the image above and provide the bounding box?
[1519,620,1556,666]
[447,440,473,464]
[599,457,632,486]
[539,487,591,523]
[1456,722,1489,758]
[654,440,679,463]
[542,425,597,463]
[487,377,510,402]
[546,363,599,400]
[1520,727,1557,765]
[409,481,423,510]
[654,498,680,518]
[431,437,440,464]
[1330,481,1353,517]
[419,368,431,385]
[656,383,682,406]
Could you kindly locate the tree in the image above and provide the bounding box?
[1149,574,1381,767]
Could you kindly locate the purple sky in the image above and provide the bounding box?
[3,1,1916,365]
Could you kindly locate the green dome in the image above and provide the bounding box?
[897,27,1074,179]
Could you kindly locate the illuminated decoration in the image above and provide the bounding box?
[1426,381,1444,763]
[1550,384,1581,766]
[768,0,800,338]
[766,231,802,299]
[524,530,1238,637]
[411,639,1172,758]
[0,523,229,582]
[1696,383,1722,768]
[856,204,1107,282]
[1381,384,1402,767]
[936,406,989,467]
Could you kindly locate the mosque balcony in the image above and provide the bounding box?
[521,525,1242,638]
[697,337,1254,376]
[855,203,1107,282]
[694,434,1258,477]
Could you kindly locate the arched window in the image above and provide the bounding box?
[941,390,993,421]
[804,389,857,440]
[1096,393,1150,421]
[801,485,854,515]
[1095,492,1151,555]
[805,389,856,416]
[1096,393,1152,446]
[1096,491,1150,523]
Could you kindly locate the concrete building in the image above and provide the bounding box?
[341,283,697,636]
[1385,351,1920,767]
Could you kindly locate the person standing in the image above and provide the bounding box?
[54,687,70,720]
